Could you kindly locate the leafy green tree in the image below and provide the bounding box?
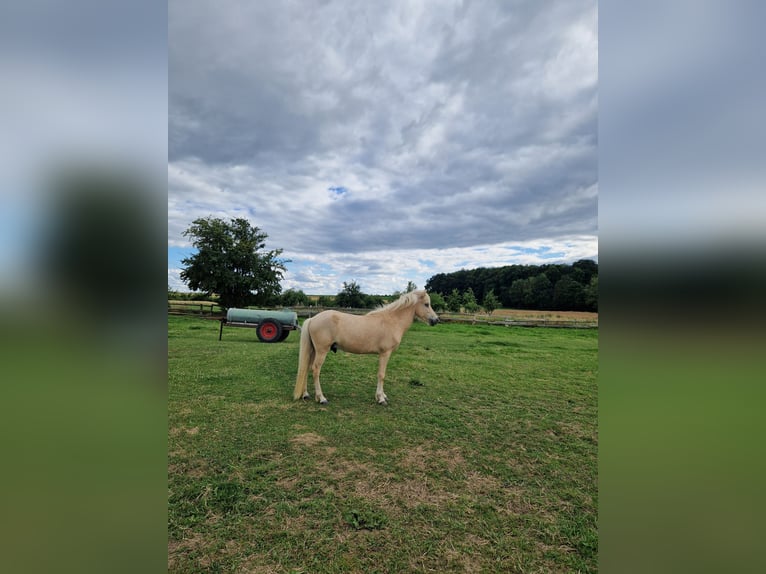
[572,259,598,284]
[281,288,309,307]
[364,294,387,308]
[463,287,480,313]
[531,273,553,309]
[482,289,500,315]
[317,295,335,307]
[553,276,585,310]
[180,217,287,309]
[428,292,446,312]
[336,281,366,308]
[584,275,598,312]
[509,278,533,308]
[446,288,463,313]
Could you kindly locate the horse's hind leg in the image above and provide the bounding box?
[301,345,314,400]
[312,349,329,404]
[375,351,392,405]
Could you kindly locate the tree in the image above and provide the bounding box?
[572,259,598,284]
[317,295,335,307]
[180,217,287,309]
[531,273,553,309]
[553,276,585,310]
[584,275,598,312]
[482,289,500,315]
[428,292,446,312]
[463,287,480,313]
[405,281,417,293]
[336,281,366,308]
[446,288,463,313]
[281,288,309,307]
[509,278,533,308]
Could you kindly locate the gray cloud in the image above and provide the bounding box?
[169,0,597,292]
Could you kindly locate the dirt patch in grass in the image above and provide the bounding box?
[168,461,209,479]
[388,476,459,509]
[399,443,466,472]
[315,453,460,511]
[320,457,373,480]
[444,546,484,574]
[554,420,595,441]
[168,533,207,571]
[169,426,200,437]
[340,445,477,508]
[275,475,299,490]
[237,553,284,574]
[290,432,325,447]
[465,470,502,496]
[501,486,535,515]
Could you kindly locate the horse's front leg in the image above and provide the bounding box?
[375,350,392,405]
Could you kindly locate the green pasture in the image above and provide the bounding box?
[168,315,598,573]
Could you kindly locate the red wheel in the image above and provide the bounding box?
[257,320,283,343]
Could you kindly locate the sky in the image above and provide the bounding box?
[168,0,598,295]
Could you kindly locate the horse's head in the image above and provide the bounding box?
[413,290,440,326]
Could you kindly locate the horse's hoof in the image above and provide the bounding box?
[319,399,329,405]
[377,400,388,406]
[301,395,310,401]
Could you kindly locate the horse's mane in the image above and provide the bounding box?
[368,290,423,315]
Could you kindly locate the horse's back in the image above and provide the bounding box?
[310,309,364,334]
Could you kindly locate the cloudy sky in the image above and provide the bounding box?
[169,0,598,295]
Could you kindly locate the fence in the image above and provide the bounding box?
[438,315,598,329]
[292,307,598,329]
[168,300,223,316]
[167,303,598,329]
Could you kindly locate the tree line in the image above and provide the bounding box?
[279,281,416,310]
[176,216,597,312]
[425,260,598,312]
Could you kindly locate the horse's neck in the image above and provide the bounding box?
[386,305,417,334]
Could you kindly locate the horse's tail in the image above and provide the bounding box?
[293,317,314,400]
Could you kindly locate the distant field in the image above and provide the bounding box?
[490,308,598,321]
[168,315,598,572]
[438,308,598,328]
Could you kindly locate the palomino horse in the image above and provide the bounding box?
[293,290,440,405]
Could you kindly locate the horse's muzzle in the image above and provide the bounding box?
[428,316,440,326]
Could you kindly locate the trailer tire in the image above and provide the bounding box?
[256,319,283,343]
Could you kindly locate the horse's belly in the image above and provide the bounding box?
[336,335,399,355]
[335,340,380,354]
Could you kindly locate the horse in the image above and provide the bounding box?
[293,290,440,405]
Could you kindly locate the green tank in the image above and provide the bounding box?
[221,308,299,343]
[226,308,298,327]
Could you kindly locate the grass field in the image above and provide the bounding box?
[168,315,598,573]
